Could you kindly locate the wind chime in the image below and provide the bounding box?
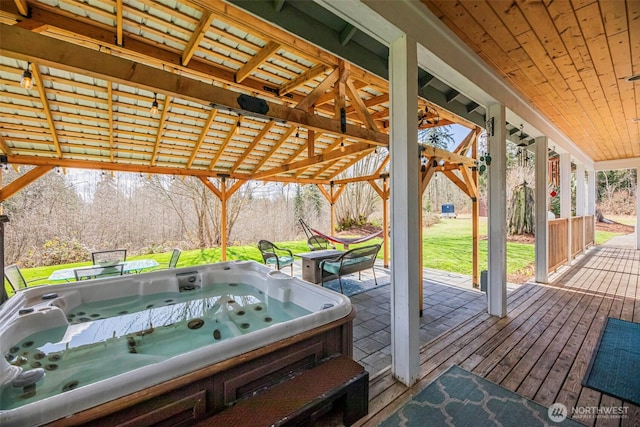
[516,124,530,168]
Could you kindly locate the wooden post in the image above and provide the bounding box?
[330,182,336,234]
[220,177,227,262]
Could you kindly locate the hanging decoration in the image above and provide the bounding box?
[477,130,491,174]
[516,124,530,167]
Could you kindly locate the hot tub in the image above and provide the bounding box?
[0,261,354,426]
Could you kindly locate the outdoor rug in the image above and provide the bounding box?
[321,275,390,297]
[583,317,640,406]
[379,365,585,427]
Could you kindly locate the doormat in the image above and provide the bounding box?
[379,365,585,426]
[583,317,640,406]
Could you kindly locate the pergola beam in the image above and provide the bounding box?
[151,95,171,167]
[235,41,280,84]
[30,63,62,158]
[0,24,389,146]
[279,64,328,97]
[252,141,373,180]
[0,165,54,201]
[182,11,214,66]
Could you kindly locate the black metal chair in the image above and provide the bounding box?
[258,240,294,275]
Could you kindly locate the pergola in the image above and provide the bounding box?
[1,0,638,388]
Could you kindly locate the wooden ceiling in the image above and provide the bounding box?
[0,0,465,188]
[422,0,640,162]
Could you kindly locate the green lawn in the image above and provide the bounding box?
[8,218,629,295]
[421,219,533,276]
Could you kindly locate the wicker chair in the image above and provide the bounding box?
[258,240,294,275]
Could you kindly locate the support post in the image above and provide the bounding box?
[559,153,571,263]
[486,104,507,317]
[330,183,335,234]
[0,215,8,304]
[636,163,640,250]
[220,177,227,261]
[534,136,548,283]
[575,162,585,252]
[472,131,479,288]
[389,33,420,386]
[587,168,596,246]
[382,177,389,268]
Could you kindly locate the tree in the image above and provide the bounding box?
[508,182,535,235]
[419,125,455,149]
[334,150,385,230]
[2,167,84,265]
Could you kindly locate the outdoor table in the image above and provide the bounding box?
[48,259,159,281]
[295,250,344,284]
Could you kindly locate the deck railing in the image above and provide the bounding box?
[548,215,595,273]
[549,218,568,272]
[571,216,584,257]
[584,215,595,246]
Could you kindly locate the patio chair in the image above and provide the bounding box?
[258,240,294,276]
[149,249,181,271]
[92,249,127,266]
[74,264,125,281]
[4,264,47,293]
[319,244,381,294]
[307,235,335,251]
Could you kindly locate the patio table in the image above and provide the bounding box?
[295,250,344,284]
[48,259,159,281]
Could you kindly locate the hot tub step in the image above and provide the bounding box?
[195,354,368,427]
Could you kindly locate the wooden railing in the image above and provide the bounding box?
[548,218,568,272]
[571,216,584,257]
[584,215,595,246]
[548,215,595,273]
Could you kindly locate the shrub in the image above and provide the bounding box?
[24,239,90,267]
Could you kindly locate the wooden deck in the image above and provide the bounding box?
[355,245,640,426]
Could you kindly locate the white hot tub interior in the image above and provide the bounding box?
[0,261,351,427]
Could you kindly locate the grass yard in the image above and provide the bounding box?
[9,217,632,294]
[421,218,534,279]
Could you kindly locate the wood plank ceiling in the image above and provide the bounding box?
[422,0,640,162]
[0,0,460,186]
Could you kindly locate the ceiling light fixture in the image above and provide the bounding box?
[340,140,345,152]
[150,93,159,116]
[235,116,242,135]
[20,62,33,90]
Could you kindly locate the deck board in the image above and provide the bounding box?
[354,246,640,427]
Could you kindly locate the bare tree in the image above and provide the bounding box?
[334,151,385,230]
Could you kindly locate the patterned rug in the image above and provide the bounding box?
[321,275,390,297]
[583,317,640,406]
[379,365,585,427]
